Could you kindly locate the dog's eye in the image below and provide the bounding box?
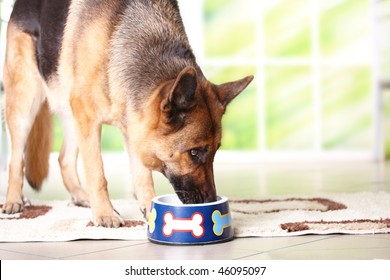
[190,149,200,158]
[189,148,204,163]
[188,147,208,164]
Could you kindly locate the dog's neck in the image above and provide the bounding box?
[108,0,201,109]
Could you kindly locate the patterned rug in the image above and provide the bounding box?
[1,192,390,242]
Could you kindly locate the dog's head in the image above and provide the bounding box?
[139,66,253,204]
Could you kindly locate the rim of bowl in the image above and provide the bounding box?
[152,194,227,207]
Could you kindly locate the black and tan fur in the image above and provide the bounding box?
[3,0,253,227]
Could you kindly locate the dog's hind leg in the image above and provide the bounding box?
[57,111,89,207]
[2,23,47,214]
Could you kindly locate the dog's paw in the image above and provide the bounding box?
[2,201,24,214]
[93,213,125,228]
[70,189,90,208]
[135,192,154,221]
[138,202,153,221]
[140,206,149,221]
[71,196,90,208]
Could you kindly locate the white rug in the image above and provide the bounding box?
[1,192,390,242]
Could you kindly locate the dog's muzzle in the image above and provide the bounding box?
[164,173,217,204]
[176,190,217,204]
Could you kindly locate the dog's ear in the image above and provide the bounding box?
[161,67,197,125]
[217,75,254,107]
[166,66,197,111]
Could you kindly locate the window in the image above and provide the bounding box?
[188,0,378,159]
[378,0,390,158]
[0,0,386,161]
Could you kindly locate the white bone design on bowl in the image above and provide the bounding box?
[162,212,205,238]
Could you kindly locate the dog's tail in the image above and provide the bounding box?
[25,101,53,191]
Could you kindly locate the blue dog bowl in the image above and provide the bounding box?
[147,194,233,245]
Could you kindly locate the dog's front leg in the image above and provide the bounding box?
[79,124,124,227]
[130,155,155,220]
[71,101,124,228]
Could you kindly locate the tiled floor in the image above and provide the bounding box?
[1,155,390,260]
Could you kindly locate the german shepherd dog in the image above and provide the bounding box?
[3,0,253,227]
